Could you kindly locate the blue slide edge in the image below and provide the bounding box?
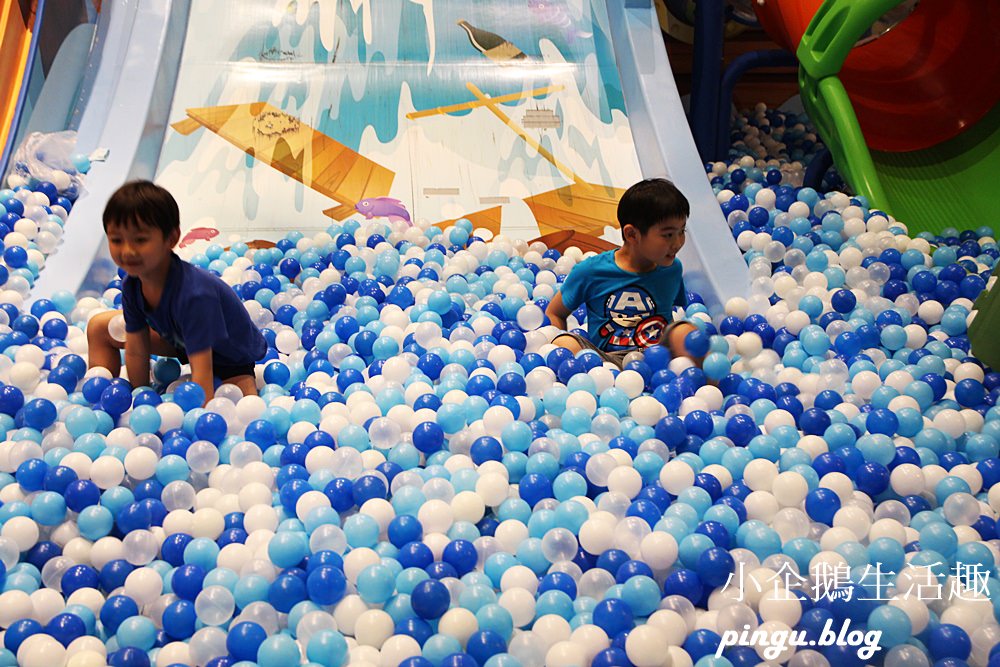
[29,0,191,303]
[607,0,749,312]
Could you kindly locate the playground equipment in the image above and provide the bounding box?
[680,0,798,163]
[25,0,748,312]
[754,0,1000,236]
[655,0,750,45]
[0,1,100,177]
[0,0,39,168]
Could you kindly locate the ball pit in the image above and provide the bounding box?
[0,104,998,666]
[0,183,72,305]
[709,102,847,196]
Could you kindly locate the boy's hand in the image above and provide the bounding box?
[188,349,215,406]
[665,322,701,362]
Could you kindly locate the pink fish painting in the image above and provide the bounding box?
[355,197,412,226]
[528,0,592,43]
[178,227,219,248]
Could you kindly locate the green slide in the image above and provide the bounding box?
[795,0,1000,367]
[870,104,1000,237]
[796,0,1000,238]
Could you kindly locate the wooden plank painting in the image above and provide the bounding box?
[172,103,395,219]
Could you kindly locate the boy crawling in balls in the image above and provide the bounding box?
[88,180,266,403]
[546,178,698,367]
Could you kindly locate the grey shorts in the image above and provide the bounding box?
[552,332,639,368]
[551,321,692,369]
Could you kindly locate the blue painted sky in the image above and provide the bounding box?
[226,0,628,149]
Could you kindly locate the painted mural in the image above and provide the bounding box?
[156,0,643,247]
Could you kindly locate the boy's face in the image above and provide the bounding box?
[627,216,687,266]
[106,220,179,278]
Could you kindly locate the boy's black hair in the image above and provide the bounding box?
[617,178,690,234]
[102,180,180,236]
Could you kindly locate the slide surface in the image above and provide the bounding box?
[870,105,999,236]
[33,0,747,309]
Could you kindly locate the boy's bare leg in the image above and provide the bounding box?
[87,311,124,376]
[87,310,182,378]
[226,374,258,397]
[551,334,584,355]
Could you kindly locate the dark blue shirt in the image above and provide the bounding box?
[122,253,266,366]
[559,250,687,351]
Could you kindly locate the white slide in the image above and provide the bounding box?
[31,0,747,313]
[605,0,748,309]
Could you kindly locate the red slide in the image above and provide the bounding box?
[753,0,1000,153]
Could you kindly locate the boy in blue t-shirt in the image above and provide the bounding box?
[545,178,697,366]
[88,181,266,404]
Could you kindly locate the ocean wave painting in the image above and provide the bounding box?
[157,0,643,243]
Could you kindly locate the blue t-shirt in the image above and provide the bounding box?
[122,253,267,366]
[559,250,688,351]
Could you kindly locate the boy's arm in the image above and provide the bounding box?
[188,348,215,406]
[666,272,698,358]
[124,328,152,388]
[545,291,573,331]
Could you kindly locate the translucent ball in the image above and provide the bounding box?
[368,417,402,450]
[884,644,931,667]
[540,527,578,563]
[195,585,235,626]
[122,529,159,565]
[943,493,981,526]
